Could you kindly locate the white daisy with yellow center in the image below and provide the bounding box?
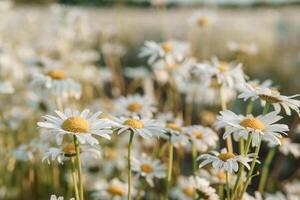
[92,178,129,200]
[42,143,100,164]
[239,83,300,116]
[114,94,157,117]
[198,149,255,173]
[113,116,164,139]
[184,125,218,152]
[269,137,300,158]
[132,153,166,187]
[216,110,289,146]
[37,108,112,146]
[31,68,81,99]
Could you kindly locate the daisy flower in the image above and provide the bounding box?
[238,83,300,116]
[269,137,300,158]
[139,40,189,65]
[101,147,127,176]
[188,11,215,28]
[216,110,289,146]
[113,94,157,117]
[12,139,47,162]
[31,68,81,99]
[37,108,112,145]
[191,176,220,200]
[198,149,255,173]
[171,176,197,200]
[113,116,164,139]
[50,194,74,200]
[42,143,100,164]
[92,178,129,200]
[132,153,166,187]
[227,40,258,55]
[184,125,218,152]
[162,120,189,148]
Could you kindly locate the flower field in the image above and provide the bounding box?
[0,1,300,200]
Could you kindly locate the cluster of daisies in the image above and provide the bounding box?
[0,2,299,200]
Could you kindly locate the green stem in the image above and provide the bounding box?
[258,147,276,192]
[192,141,197,176]
[71,157,80,200]
[73,136,84,200]
[128,131,134,200]
[263,102,271,115]
[245,100,253,115]
[164,142,174,200]
[225,172,231,200]
[239,136,262,198]
[218,184,224,200]
[220,85,233,154]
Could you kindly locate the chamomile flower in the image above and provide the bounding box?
[31,68,81,99]
[238,84,300,116]
[50,194,74,200]
[42,143,100,164]
[171,176,196,200]
[132,153,166,187]
[37,108,112,146]
[139,40,189,65]
[163,120,189,147]
[113,116,164,139]
[101,147,127,176]
[216,110,289,146]
[198,149,255,173]
[92,178,129,200]
[113,94,156,117]
[191,176,219,200]
[269,138,300,158]
[184,125,218,152]
[188,11,215,28]
[227,40,258,55]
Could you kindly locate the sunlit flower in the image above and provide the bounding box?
[238,84,300,116]
[113,94,156,117]
[216,110,289,146]
[42,143,100,164]
[132,153,166,186]
[113,116,164,139]
[191,176,219,200]
[184,125,218,152]
[171,176,197,200]
[38,108,112,145]
[227,40,258,55]
[189,11,214,28]
[269,137,300,158]
[198,149,255,173]
[31,68,81,99]
[92,178,129,200]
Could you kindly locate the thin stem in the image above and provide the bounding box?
[71,157,80,200]
[263,102,271,115]
[164,141,174,200]
[258,147,276,192]
[218,184,224,200]
[245,100,253,115]
[239,136,262,198]
[220,85,233,153]
[127,131,134,200]
[225,172,231,200]
[192,141,197,176]
[73,136,84,200]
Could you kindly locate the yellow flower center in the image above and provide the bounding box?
[47,70,67,80]
[182,186,195,197]
[106,148,117,160]
[197,17,209,27]
[127,102,142,112]
[240,118,265,131]
[217,171,226,181]
[219,62,229,73]
[192,130,203,139]
[62,116,90,133]
[62,143,76,157]
[218,153,235,161]
[201,111,216,126]
[106,185,126,196]
[166,123,182,132]
[141,163,154,173]
[161,42,173,53]
[124,119,144,128]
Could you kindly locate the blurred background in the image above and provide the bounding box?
[1,0,300,199]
